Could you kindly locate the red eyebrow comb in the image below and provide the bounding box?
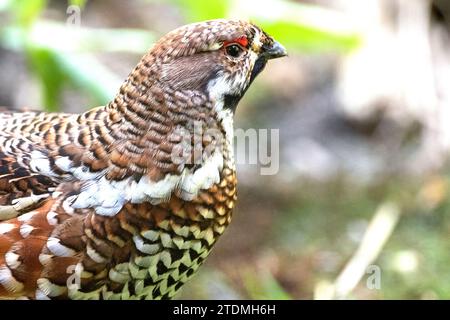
[224,35,248,48]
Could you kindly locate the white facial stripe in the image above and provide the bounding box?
[252,29,263,51]
[207,74,234,103]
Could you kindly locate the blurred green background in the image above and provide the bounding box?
[0,0,449,299]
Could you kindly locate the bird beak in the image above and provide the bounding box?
[263,40,287,60]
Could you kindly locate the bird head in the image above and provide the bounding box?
[146,19,287,112]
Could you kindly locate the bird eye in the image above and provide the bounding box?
[225,44,243,58]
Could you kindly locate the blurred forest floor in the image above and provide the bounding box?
[0,0,449,299]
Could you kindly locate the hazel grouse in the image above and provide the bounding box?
[0,19,287,300]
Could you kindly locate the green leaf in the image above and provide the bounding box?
[9,0,47,28]
[240,0,362,52]
[54,52,120,105]
[26,46,66,111]
[25,45,120,111]
[170,0,228,21]
[257,20,361,52]
[1,20,151,112]
[69,0,87,8]
[1,21,155,53]
[169,0,362,52]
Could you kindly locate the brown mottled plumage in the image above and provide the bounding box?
[0,19,286,299]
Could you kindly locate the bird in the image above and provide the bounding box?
[0,19,286,300]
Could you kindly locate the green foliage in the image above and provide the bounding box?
[169,0,361,52]
[26,46,66,111]
[268,177,450,299]
[258,20,360,52]
[25,47,117,111]
[69,0,87,8]
[0,0,362,111]
[171,0,228,21]
[243,271,293,300]
[0,0,154,110]
[9,0,46,28]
